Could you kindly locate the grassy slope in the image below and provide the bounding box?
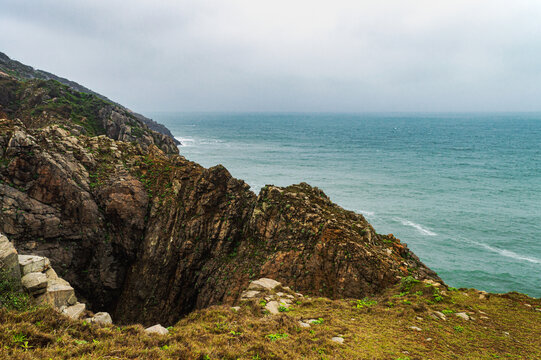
[0,282,539,360]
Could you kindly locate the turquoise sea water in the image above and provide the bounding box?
[150,112,541,298]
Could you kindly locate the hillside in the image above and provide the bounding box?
[1,277,539,359]
[0,52,179,144]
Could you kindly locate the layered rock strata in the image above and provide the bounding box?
[0,115,438,326]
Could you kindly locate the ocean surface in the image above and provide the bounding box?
[150,112,541,298]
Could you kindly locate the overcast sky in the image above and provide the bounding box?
[1,0,541,112]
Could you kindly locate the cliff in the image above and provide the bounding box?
[0,57,437,327]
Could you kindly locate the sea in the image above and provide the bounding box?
[149,112,541,298]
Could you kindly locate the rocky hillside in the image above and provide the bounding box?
[0,51,179,144]
[0,62,439,327]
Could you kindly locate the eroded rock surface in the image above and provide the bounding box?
[0,73,439,327]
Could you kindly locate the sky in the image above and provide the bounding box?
[1,0,541,113]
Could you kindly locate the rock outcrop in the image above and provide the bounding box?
[0,55,439,327]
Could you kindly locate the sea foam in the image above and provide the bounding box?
[396,218,437,236]
[478,243,541,265]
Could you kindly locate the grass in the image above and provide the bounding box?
[0,283,539,359]
[0,268,31,311]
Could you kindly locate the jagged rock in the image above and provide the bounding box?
[62,302,86,320]
[21,272,47,295]
[18,255,50,275]
[248,278,281,291]
[0,233,21,287]
[145,324,169,335]
[89,312,112,325]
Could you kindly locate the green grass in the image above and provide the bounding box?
[0,285,539,359]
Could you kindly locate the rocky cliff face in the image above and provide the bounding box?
[0,113,438,326]
[0,58,439,327]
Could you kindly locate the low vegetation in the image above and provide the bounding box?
[0,282,539,359]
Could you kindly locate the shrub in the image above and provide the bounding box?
[401,276,420,292]
[354,298,377,309]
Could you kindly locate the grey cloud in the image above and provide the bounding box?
[0,0,540,112]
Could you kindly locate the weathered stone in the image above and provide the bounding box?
[432,311,447,321]
[145,324,169,335]
[265,301,280,315]
[35,278,75,309]
[240,290,260,299]
[410,326,422,331]
[331,336,344,344]
[44,267,58,280]
[298,321,310,328]
[21,272,47,294]
[455,312,470,320]
[62,302,86,320]
[231,306,241,312]
[91,312,112,325]
[18,255,50,275]
[248,278,281,291]
[0,233,21,288]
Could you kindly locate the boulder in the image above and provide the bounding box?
[35,278,76,309]
[18,255,50,275]
[145,324,169,335]
[62,302,86,320]
[91,312,112,325]
[0,234,21,288]
[248,278,281,291]
[21,272,47,295]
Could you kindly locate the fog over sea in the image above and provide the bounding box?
[150,112,541,298]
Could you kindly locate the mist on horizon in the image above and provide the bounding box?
[1,0,540,113]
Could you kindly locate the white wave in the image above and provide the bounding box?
[176,137,195,146]
[396,218,437,236]
[351,208,375,217]
[478,243,541,264]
